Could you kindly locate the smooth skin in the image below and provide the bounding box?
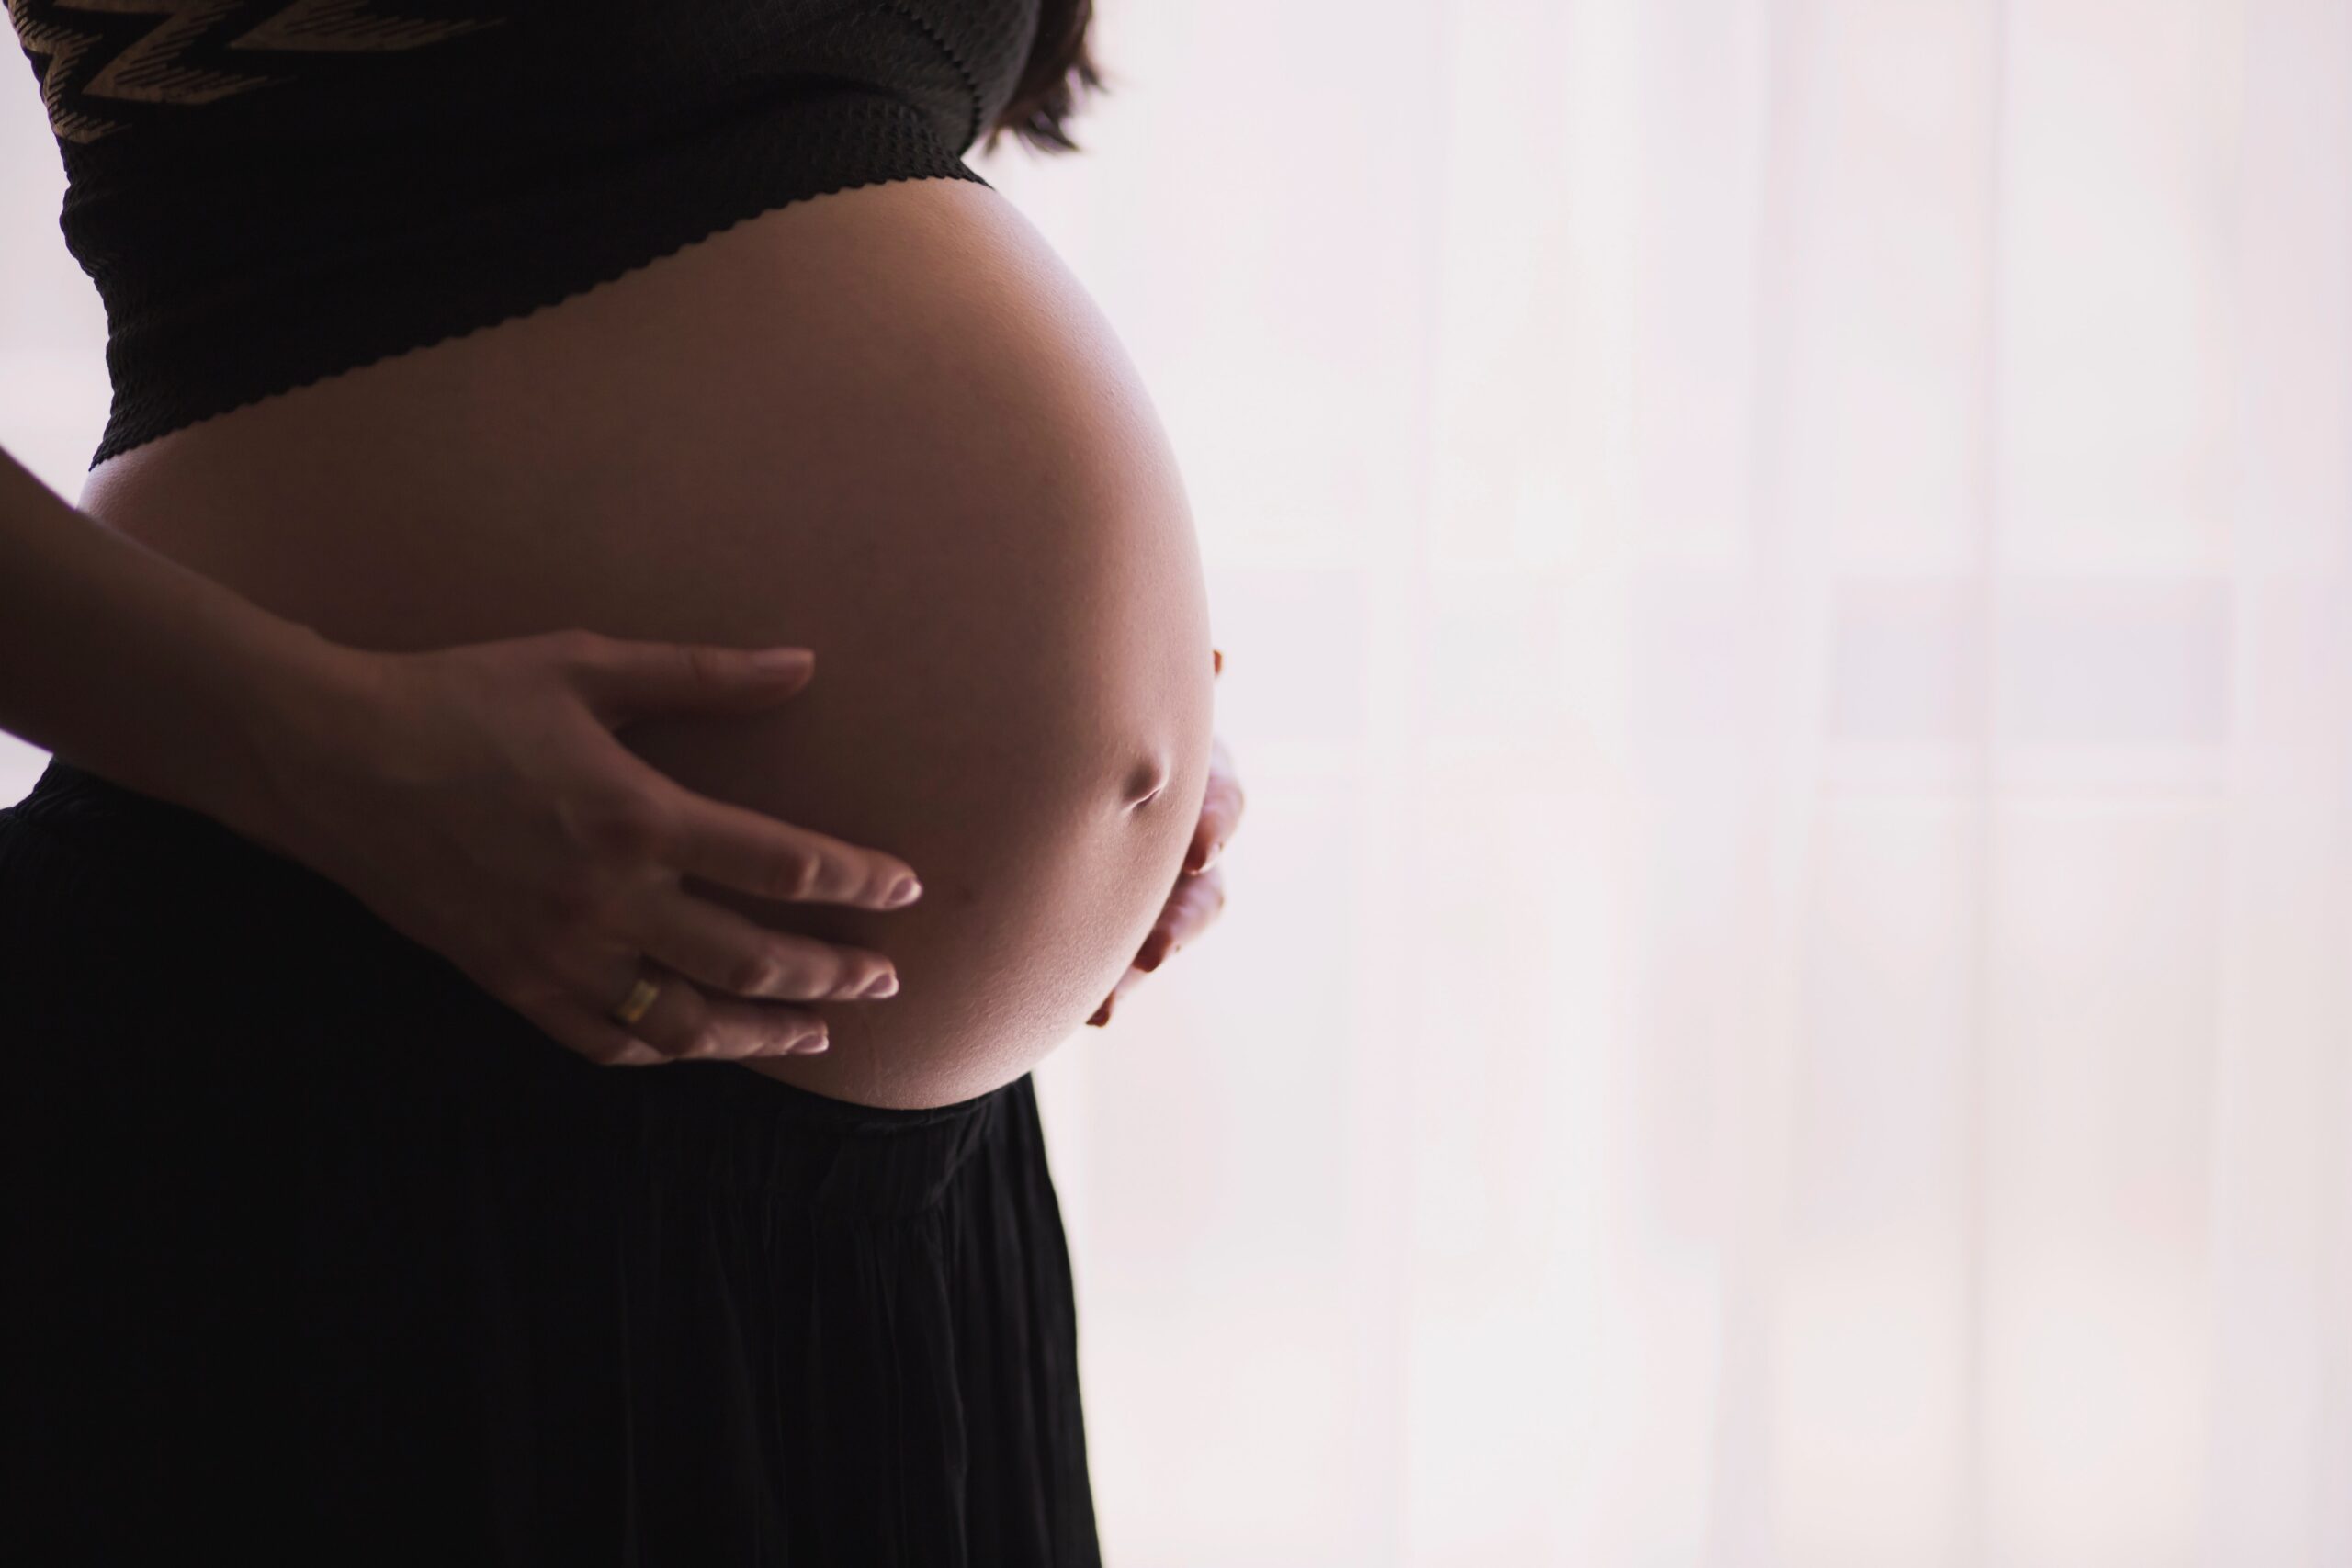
[244,628,928,1065]
[52,176,1238,1106]
[1088,674,1240,1029]
[0,432,929,1065]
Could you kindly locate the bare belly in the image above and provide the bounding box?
[74,177,1216,1110]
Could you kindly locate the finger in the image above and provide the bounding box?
[653,776,922,910]
[688,989,840,1059]
[564,633,817,728]
[1182,737,1245,875]
[1089,863,1230,1029]
[608,963,832,1060]
[638,886,899,1002]
[1090,942,1156,1025]
[542,936,830,1060]
[1136,863,1227,973]
[502,985,672,1066]
[538,1002,673,1067]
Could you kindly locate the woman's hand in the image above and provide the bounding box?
[235,628,922,1068]
[1087,648,1242,1027]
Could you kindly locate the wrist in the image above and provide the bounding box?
[200,620,388,860]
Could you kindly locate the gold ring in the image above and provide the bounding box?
[610,972,662,1027]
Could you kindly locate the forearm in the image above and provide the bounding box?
[0,440,357,830]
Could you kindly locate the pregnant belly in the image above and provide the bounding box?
[77,177,1216,1110]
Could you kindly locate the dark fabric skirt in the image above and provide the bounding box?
[0,756,1100,1566]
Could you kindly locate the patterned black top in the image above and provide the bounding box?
[6,1,1042,466]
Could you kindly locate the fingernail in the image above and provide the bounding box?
[859,972,899,999]
[885,876,922,908]
[1136,942,1167,974]
[794,1030,831,1055]
[1212,648,1224,676]
[1088,999,1113,1027]
[752,647,814,672]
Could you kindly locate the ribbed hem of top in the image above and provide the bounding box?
[88,88,988,468]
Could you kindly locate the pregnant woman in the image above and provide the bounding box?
[0,1,1241,1562]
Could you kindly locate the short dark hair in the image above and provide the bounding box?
[983,0,1105,154]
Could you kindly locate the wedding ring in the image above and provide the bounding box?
[609,972,662,1027]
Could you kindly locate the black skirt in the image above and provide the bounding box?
[0,757,1100,1566]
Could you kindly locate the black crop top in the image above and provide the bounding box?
[7,0,1041,468]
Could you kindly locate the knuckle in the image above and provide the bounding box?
[660,989,715,1055]
[577,1033,633,1066]
[527,936,586,991]
[547,627,606,669]
[579,794,673,863]
[541,869,622,933]
[767,850,820,901]
[727,950,785,997]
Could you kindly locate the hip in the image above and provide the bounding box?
[0,768,1100,1561]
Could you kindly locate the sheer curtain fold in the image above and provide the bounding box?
[6,0,2349,1562]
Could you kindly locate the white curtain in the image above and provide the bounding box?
[7,3,2351,1563]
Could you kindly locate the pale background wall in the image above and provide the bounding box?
[7,3,2351,1563]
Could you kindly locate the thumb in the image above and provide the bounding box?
[571,638,815,728]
